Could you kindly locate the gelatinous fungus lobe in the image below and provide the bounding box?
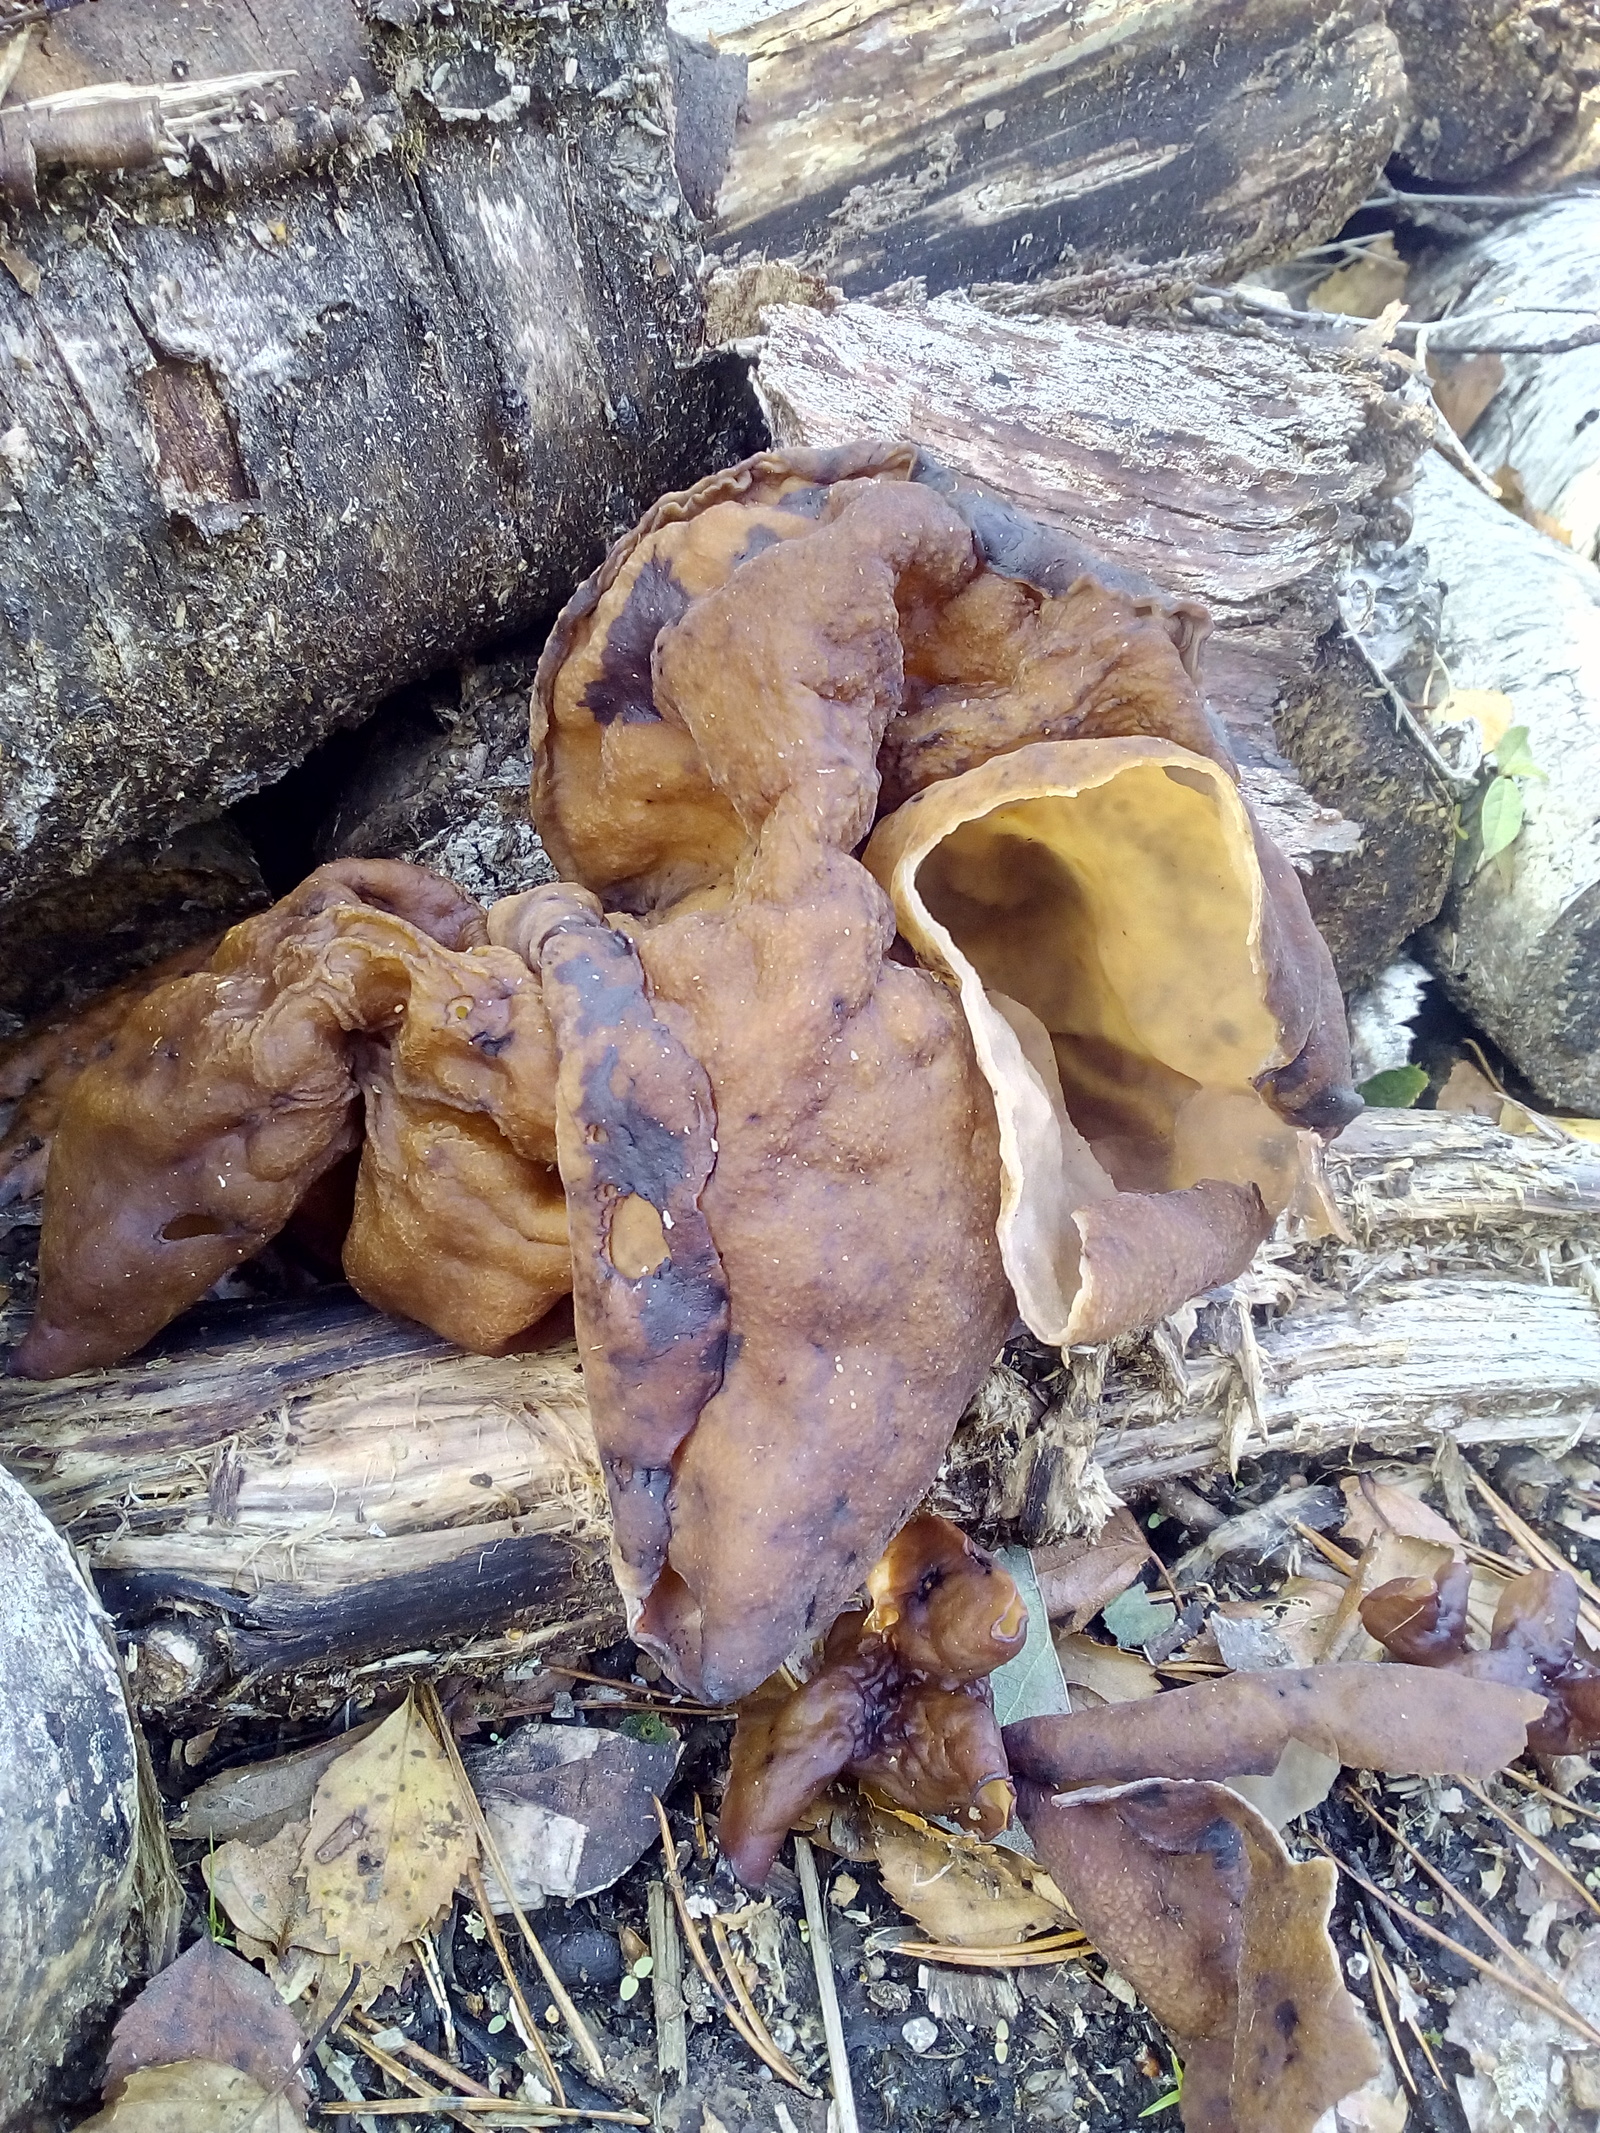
[719,1515,1026,1888]
[864,740,1352,1345]
[1018,1777,1380,2133]
[14,860,572,1378]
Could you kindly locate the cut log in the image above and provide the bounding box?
[1410,454,1600,1114]
[2,1112,1596,1720]
[1388,0,1596,184]
[0,1460,141,2119]
[672,0,1404,299]
[0,0,740,913]
[748,290,1453,985]
[1409,196,1600,564]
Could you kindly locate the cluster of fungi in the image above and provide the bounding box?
[10,443,1586,2132]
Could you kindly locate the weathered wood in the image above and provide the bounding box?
[0,0,738,913]
[671,0,1404,299]
[1409,454,1600,1114]
[0,1460,140,2118]
[1388,0,1595,183]
[749,290,1453,985]
[1410,196,1600,564]
[3,1114,1596,1716]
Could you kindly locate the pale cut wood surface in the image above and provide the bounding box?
[672,0,1404,297]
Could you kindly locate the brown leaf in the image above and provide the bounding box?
[1426,351,1504,441]
[1053,1631,1160,1704]
[300,1692,476,1968]
[1032,1511,1152,1632]
[173,1719,384,1847]
[1339,1473,1463,1551]
[1019,1776,1379,2133]
[869,1806,1068,1948]
[1005,1663,1544,1790]
[203,1822,337,1955]
[105,1937,308,2105]
[82,2061,304,2132]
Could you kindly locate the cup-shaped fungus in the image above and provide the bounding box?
[863,738,1351,1344]
[719,1515,1025,1887]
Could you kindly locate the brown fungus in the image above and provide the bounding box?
[718,1514,1025,1888]
[1361,1561,1600,1758]
[12,861,571,1379]
[1018,1776,1380,2133]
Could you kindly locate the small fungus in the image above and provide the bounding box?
[718,1514,1026,1887]
[1018,1775,1380,2133]
[1362,1560,1600,1757]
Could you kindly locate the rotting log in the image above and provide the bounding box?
[1409,195,1600,564]
[0,0,748,916]
[1409,454,1600,1115]
[669,0,1404,299]
[1386,0,1596,184]
[2,1112,1596,1720]
[747,290,1453,987]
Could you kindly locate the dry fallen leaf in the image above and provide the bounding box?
[104,1937,308,2105]
[1430,687,1516,750]
[869,1805,1068,1948]
[174,1720,383,1846]
[204,1821,336,1954]
[78,2061,304,2132]
[1340,1472,1464,1551]
[1032,1512,1152,1632]
[301,1692,476,1968]
[1054,1631,1160,1704]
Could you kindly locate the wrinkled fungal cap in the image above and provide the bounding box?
[1019,1776,1380,2133]
[719,1516,1024,1887]
[863,739,1342,1345]
[864,1513,1027,1683]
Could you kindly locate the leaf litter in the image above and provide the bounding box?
[99,1438,1600,2133]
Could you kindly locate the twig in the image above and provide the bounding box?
[1366,183,1600,212]
[341,2021,478,2132]
[349,2011,493,2100]
[1461,1777,1600,1922]
[711,1912,800,2072]
[1358,1923,1416,2096]
[1504,1766,1600,1824]
[1393,308,1600,357]
[1342,1789,1600,2046]
[649,1796,817,2094]
[464,1860,566,2109]
[1291,1520,1361,1575]
[1468,1470,1600,1643]
[314,2105,648,2123]
[646,1880,687,2087]
[1312,1839,1600,2045]
[412,1930,460,2066]
[419,1682,611,2092]
[1339,621,1476,795]
[795,1835,861,2133]
[882,1932,1089,1970]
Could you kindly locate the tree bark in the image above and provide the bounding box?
[2,1114,1596,1720]
[1387,0,1596,184]
[0,0,744,913]
[671,0,1404,299]
[1410,196,1600,565]
[1411,454,1600,1114]
[748,288,1454,987]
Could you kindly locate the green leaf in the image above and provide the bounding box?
[1478,775,1525,866]
[1358,1064,1429,1109]
[990,1546,1071,1728]
[1101,1583,1177,1651]
[1491,726,1548,780]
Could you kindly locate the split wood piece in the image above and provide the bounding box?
[647,1881,688,2087]
[2,1113,1598,1711]
[0,0,742,916]
[671,0,1403,298]
[1409,197,1600,562]
[1409,455,1600,1113]
[749,292,1450,989]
